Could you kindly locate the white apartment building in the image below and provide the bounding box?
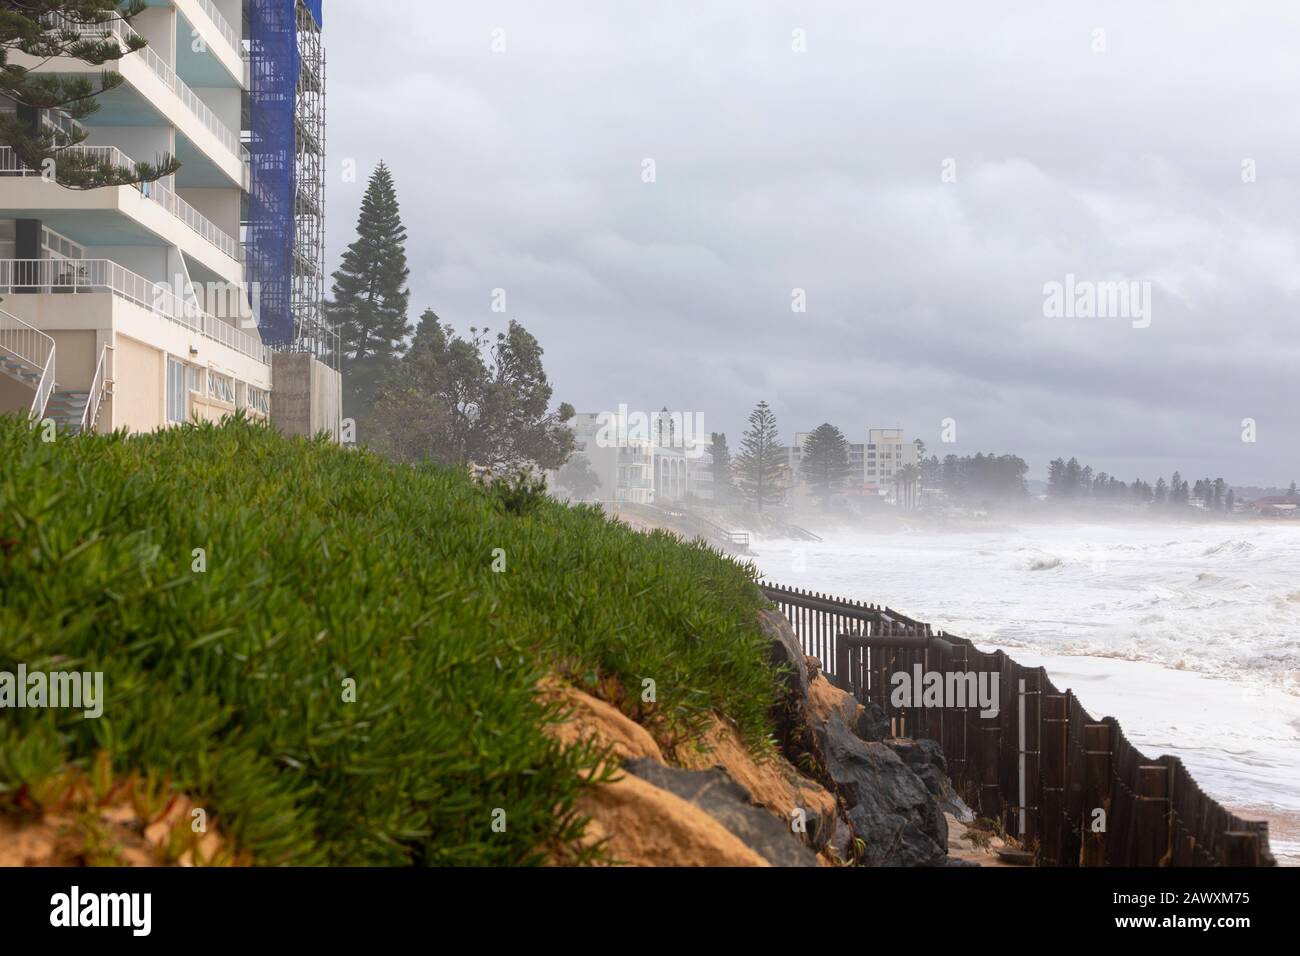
[864,426,919,499]
[782,425,919,502]
[557,408,711,505]
[0,1,335,437]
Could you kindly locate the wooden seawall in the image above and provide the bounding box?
[760,581,1275,867]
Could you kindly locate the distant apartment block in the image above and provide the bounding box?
[0,1,337,437]
[783,425,920,503]
[559,408,711,505]
[864,426,919,495]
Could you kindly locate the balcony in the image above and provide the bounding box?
[0,146,241,262]
[0,258,270,365]
[193,0,242,62]
[44,13,245,168]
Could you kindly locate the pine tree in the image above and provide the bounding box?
[0,1,180,188]
[327,162,412,420]
[734,401,785,513]
[800,423,852,507]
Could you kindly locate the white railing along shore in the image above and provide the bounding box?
[0,259,270,365]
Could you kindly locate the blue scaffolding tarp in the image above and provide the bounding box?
[246,0,298,346]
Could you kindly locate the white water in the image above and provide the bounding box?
[749,522,1300,864]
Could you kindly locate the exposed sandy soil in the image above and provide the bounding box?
[543,681,835,866]
[0,792,229,867]
[944,813,1014,867]
[571,772,770,867]
[541,677,665,762]
[805,672,863,726]
[677,715,836,834]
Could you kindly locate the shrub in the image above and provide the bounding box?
[0,416,776,864]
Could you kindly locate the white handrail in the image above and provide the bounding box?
[0,146,241,261]
[193,0,242,61]
[82,343,113,434]
[44,13,242,157]
[0,308,56,424]
[0,259,270,365]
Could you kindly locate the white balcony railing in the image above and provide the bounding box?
[45,13,242,159]
[193,0,242,62]
[0,146,240,262]
[0,259,271,365]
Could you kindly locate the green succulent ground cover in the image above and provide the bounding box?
[0,416,777,864]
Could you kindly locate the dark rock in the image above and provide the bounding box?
[762,609,818,764]
[623,758,819,867]
[812,708,948,867]
[827,811,854,864]
[761,609,809,700]
[856,700,890,742]
[887,738,974,822]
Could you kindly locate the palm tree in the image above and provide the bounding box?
[893,464,921,511]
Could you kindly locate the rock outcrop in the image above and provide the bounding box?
[886,738,974,822]
[542,607,974,867]
[623,760,818,866]
[571,772,772,866]
[763,610,959,866]
[812,702,948,866]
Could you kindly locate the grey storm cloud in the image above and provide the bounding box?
[325,0,1300,486]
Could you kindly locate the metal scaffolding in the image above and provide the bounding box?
[245,0,336,368]
[290,0,334,367]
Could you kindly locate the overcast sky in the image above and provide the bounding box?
[324,1,1300,486]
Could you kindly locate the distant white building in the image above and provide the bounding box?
[555,407,710,505]
[865,427,919,501]
[780,425,919,503]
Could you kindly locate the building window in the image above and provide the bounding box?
[166,358,186,423]
[41,226,84,261]
[208,370,235,404]
[0,219,15,260]
[246,385,270,415]
[186,365,203,394]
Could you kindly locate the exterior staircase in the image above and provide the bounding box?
[0,324,110,433]
[44,387,93,434]
[0,351,42,390]
[1,307,56,423]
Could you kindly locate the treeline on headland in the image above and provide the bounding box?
[914,451,1297,514]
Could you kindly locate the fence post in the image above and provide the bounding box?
[1219,831,1260,866]
[835,633,851,694]
[1081,723,1111,866]
[1040,694,1067,865]
[1135,765,1171,866]
[1022,668,1042,848]
[978,653,1001,822]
